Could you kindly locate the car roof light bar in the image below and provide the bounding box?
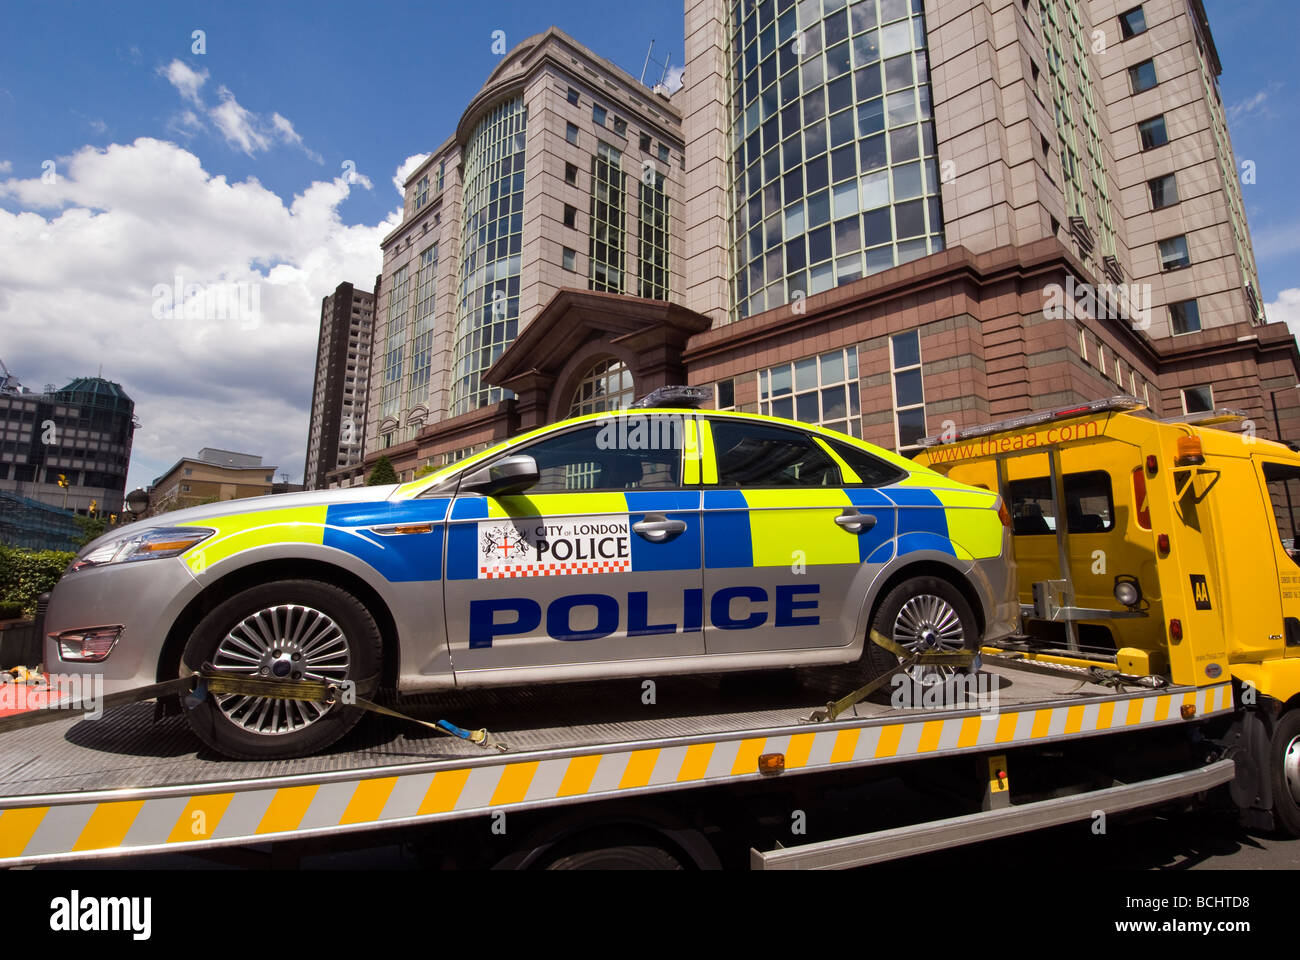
[917,396,1146,448]
[1158,407,1248,427]
[629,385,712,409]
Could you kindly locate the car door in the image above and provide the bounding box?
[700,417,897,655]
[443,414,704,676]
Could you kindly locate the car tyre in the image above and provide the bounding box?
[179,579,381,760]
[856,575,979,705]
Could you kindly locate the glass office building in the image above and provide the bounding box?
[451,97,527,417]
[728,0,944,319]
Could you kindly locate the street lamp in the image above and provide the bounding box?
[124,488,150,521]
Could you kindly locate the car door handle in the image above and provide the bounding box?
[633,514,687,542]
[834,509,877,533]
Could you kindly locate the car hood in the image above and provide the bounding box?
[78,485,401,555]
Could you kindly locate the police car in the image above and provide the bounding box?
[46,387,1018,759]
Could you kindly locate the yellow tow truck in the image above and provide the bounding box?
[915,396,1300,835]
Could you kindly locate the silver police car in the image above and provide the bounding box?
[46,397,1017,758]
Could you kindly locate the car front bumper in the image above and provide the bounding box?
[42,558,201,694]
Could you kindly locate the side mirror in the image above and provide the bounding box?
[460,454,540,497]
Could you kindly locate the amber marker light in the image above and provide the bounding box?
[138,538,201,553]
[394,523,434,535]
[758,753,786,776]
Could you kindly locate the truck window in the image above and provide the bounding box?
[1261,462,1300,565]
[1008,471,1114,536]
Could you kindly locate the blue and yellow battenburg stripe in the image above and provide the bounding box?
[181,499,452,583]
[178,479,1000,585]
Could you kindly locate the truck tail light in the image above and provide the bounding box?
[1169,619,1183,642]
[1145,454,1158,475]
[1157,533,1170,555]
[1132,467,1151,529]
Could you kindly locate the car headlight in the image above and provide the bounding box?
[68,526,215,573]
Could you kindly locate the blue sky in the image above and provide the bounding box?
[0,0,686,232]
[1202,0,1300,300]
[0,0,1296,490]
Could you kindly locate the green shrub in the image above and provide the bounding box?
[367,455,399,486]
[0,601,22,621]
[0,545,75,618]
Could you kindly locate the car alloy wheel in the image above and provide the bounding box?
[891,593,965,687]
[210,603,351,736]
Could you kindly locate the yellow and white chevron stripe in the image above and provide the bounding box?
[0,682,1233,864]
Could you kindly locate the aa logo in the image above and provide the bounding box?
[1189,574,1212,611]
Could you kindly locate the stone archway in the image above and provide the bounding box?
[483,288,712,430]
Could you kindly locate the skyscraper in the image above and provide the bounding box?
[303,282,374,490]
[365,28,686,480]
[679,0,1291,452]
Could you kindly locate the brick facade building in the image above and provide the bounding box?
[352,2,1299,485]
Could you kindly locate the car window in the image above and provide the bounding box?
[1008,471,1114,535]
[510,420,682,492]
[823,437,906,487]
[711,420,840,487]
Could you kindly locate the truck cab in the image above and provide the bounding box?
[914,396,1300,834]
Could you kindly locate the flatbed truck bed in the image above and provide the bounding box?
[0,662,1236,867]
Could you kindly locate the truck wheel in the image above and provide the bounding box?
[541,842,685,870]
[1270,709,1300,837]
[858,576,978,700]
[179,580,381,760]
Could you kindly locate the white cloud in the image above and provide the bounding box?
[663,64,685,94]
[1251,221,1300,262]
[1228,83,1283,124]
[160,61,320,163]
[0,138,398,487]
[393,154,428,195]
[0,160,11,174]
[271,113,302,147]
[271,112,323,164]
[166,109,205,140]
[210,86,271,155]
[161,59,208,106]
[1267,288,1300,343]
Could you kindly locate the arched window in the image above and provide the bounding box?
[568,358,634,416]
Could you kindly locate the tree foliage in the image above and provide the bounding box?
[0,546,75,618]
[367,456,399,486]
[73,514,110,548]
